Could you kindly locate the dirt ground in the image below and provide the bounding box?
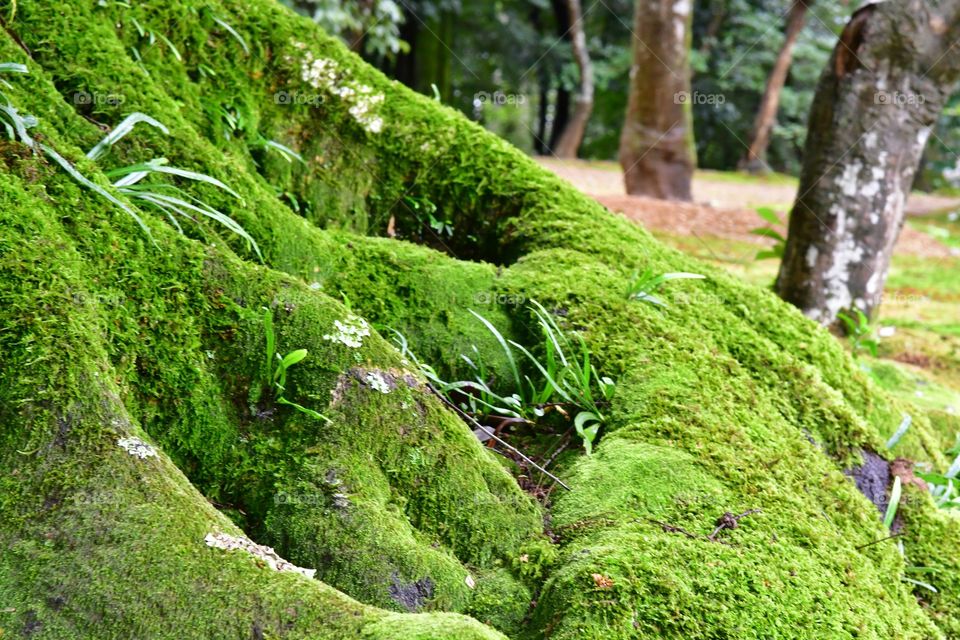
[537,158,959,258]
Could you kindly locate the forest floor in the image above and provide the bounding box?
[537,157,960,258]
[539,157,960,436]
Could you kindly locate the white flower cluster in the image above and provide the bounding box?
[364,371,392,394]
[323,317,371,349]
[117,437,157,459]
[294,42,385,133]
[204,532,316,579]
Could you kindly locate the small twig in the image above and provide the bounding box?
[708,509,761,541]
[649,519,698,539]
[855,532,903,550]
[427,384,571,491]
[542,428,574,470]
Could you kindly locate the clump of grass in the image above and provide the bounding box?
[86,112,262,260]
[261,307,330,422]
[394,300,615,454]
[626,269,705,307]
[0,64,162,244]
[837,308,878,359]
[750,206,787,260]
[0,62,35,145]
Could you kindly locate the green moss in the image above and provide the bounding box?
[0,169,512,639]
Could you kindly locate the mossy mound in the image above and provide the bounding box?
[0,1,958,639]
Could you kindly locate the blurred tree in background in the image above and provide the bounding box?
[282,0,960,190]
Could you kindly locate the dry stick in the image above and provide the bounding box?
[708,508,762,541]
[427,384,572,491]
[855,532,903,550]
[542,428,574,470]
[649,519,699,539]
[533,428,573,496]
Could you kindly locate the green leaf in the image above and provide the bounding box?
[263,307,275,381]
[277,397,331,422]
[41,144,155,245]
[261,139,305,164]
[750,227,787,243]
[902,577,938,593]
[213,16,250,55]
[87,113,169,161]
[916,471,951,486]
[659,272,706,282]
[0,62,28,74]
[574,411,602,455]
[755,249,783,261]
[885,414,912,450]
[281,349,308,369]
[836,312,856,334]
[469,309,522,393]
[156,33,183,62]
[756,206,781,225]
[883,476,902,530]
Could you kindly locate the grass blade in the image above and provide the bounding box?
[42,144,154,245]
[213,17,250,55]
[883,476,902,530]
[87,112,169,160]
[469,309,522,393]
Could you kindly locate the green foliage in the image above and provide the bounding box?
[393,300,616,454]
[837,308,879,359]
[916,445,960,510]
[625,269,705,307]
[282,0,408,59]
[401,194,453,237]
[0,62,33,144]
[751,206,787,260]
[261,307,330,422]
[86,112,262,259]
[883,476,902,529]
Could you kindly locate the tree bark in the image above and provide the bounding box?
[738,0,810,173]
[553,0,594,158]
[618,0,695,201]
[545,0,572,153]
[776,0,960,324]
[393,7,453,102]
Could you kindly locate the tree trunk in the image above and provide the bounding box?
[618,0,695,201]
[553,0,594,158]
[392,7,453,102]
[776,0,960,324]
[738,0,810,173]
[546,0,572,153]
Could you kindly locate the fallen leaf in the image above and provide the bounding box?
[592,573,614,589]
